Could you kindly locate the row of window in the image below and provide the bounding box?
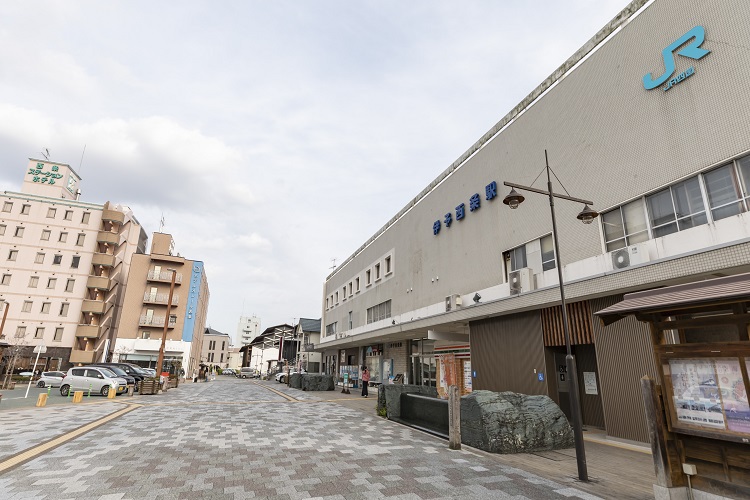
[1,274,78,291]
[507,234,557,273]
[2,201,91,224]
[0,224,87,245]
[207,340,227,351]
[7,250,81,268]
[326,254,393,310]
[602,154,750,251]
[367,300,392,324]
[19,299,72,316]
[13,325,65,342]
[206,352,225,363]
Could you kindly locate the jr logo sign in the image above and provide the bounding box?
[643,26,710,91]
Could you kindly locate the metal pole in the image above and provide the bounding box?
[545,150,588,481]
[24,348,42,398]
[156,270,177,379]
[0,300,8,338]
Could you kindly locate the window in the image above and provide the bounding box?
[54,327,64,341]
[15,326,26,338]
[335,291,339,304]
[22,301,33,312]
[59,232,68,243]
[47,208,56,218]
[71,256,80,268]
[208,353,214,362]
[602,199,649,251]
[142,331,151,339]
[47,278,57,289]
[64,210,73,221]
[541,235,556,271]
[15,226,24,237]
[375,263,381,280]
[53,254,62,265]
[342,286,346,301]
[209,340,215,350]
[35,252,45,264]
[8,249,18,261]
[41,229,50,241]
[220,353,224,363]
[326,297,329,309]
[222,341,225,350]
[348,282,353,297]
[0,224,5,236]
[2,201,12,212]
[385,256,392,274]
[65,279,75,292]
[59,303,69,316]
[646,176,707,237]
[76,233,85,246]
[29,276,39,288]
[348,311,353,330]
[366,269,371,285]
[81,212,91,224]
[367,300,392,324]
[1,274,11,285]
[509,245,527,271]
[325,322,337,336]
[21,204,31,215]
[35,327,45,339]
[356,277,360,292]
[41,302,51,313]
[704,164,745,222]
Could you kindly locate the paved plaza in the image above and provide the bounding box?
[0,378,644,499]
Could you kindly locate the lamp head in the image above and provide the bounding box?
[473,293,481,303]
[576,204,599,224]
[502,188,525,209]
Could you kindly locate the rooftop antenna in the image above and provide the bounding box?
[329,258,337,271]
[159,213,165,233]
[41,148,50,160]
[78,144,87,174]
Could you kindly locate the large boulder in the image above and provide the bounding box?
[383,384,438,419]
[289,373,302,389]
[301,374,335,391]
[460,390,573,454]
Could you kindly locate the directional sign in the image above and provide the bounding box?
[33,344,47,354]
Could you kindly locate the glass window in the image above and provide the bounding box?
[41,302,51,313]
[35,252,45,264]
[65,279,75,292]
[54,327,64,341]
[53,254,62,265]
[35,327,45,339]
[59,303,69,316]
[1,274,10,285]
[0,224,5,236]
[47,208,56,218]
[29,276,39,288]
[15,326,26,338]
[22,301,33,312]
[2,201,11,212]
[41,229,50,241]
[47,278,56,289]
[602,199,648,251]
[59,232,67,243]
[704,164,744,221]
[541,235,556,271]
[71,256,80,268]
[510,245,527,271]
[8,250,18,261]
[81,212,91,224]
[15,226,24,237]
[647,176,707,238]
[64,210,73,221]
[76,233,85,246]
[21,204,31,215]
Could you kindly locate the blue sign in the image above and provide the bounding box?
[472,370,477,378]
[538,372,545,382]
[181,262,204,342]
[433,181,496,235]
[643,25,709,91]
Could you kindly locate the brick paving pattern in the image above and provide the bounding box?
[0,379,601,499]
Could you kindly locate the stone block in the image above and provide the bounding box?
[300,374,335,391]
[289,373,302,389]
[384,384,438,419]
[460,390,573,454]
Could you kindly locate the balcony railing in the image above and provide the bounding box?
[303,343,315,352]
[101,209,125,224]
[92,252,116,267]
[81,299,105,315]
[86,276,111,291]
[97,231,119,245]
[75,324,100,339]
[139,315,177,328]
[69,349,97,364]
[143,293,180,306]
[147,271,183,284]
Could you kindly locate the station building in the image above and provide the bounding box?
[319,0,750,447]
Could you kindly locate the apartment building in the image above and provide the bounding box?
[236,315,261,346]
[201,327,230,368]
[319,0,750,452]
[0,158,146,371]
[114,232,209,373]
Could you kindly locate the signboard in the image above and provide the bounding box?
[583,372,598,395]
[642,25,710,92]
[463,360,472,391]
[33,344,47,354]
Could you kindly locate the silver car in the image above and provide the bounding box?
[36,371,66,388]
[60,366,128,397]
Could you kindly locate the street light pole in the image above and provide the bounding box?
[503,150,598,482]
[155,268,177,378]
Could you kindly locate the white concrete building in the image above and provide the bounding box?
[236,314,260,346]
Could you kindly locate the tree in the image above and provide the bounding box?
[112,344,134,363]
[1,328,31,389]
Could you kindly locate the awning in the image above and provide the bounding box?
[595,272,750,326]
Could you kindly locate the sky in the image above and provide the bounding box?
[0,0,630,337]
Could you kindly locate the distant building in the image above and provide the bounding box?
[114,232,209,373]
[0,158,146,372]
[226,346,242,371]
[297,318,321,373]
[236,315,260,346]
[201,327,230,368]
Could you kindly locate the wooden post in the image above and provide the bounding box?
[73,391,84,403]
[36,393,48,407]
[448,385,461,450]
[641,375,672,487]
[107,386,116,399]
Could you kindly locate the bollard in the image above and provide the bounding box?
[88,384,92,398]
[47,386,51,397]
[107,386,116,399]
[67,387,72,399]
[448,385,461,450]
[73,391,84,403]
[127,385,134,396]
[36,393,48,407]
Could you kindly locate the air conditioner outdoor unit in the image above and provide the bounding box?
[509,268,534,295]
[610,244,650,270]
[445,294,463,312]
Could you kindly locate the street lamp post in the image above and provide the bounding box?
[155,268,177,379]
[502,150,598,482]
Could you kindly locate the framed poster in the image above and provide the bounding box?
[583,372,598,395]
[669,358,725,430]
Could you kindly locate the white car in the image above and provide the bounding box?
[59,366,129,397]
[36,371,66,388]
[275,369,306,383]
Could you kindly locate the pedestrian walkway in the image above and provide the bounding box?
[0,378,654,499]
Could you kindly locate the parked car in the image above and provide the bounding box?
[275,369,306,383]
[88,365,136,390]
[93,363,150,390]
[140,368,157,377]
[59,367,128,397]
[222,368,236,376]
[36,371,66,388]
[238,367,257,379]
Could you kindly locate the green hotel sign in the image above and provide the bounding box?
[27,162,63,185]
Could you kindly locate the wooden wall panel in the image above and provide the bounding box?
[470,311,547,395]
[542,301,594,346]
[591,295,658,443]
